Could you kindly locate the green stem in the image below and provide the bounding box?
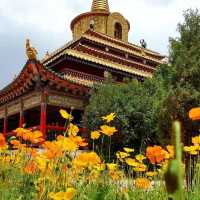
[92,140,95,151]
[101,136,104,159]
[108,137,111,162]
[174,121,184,200]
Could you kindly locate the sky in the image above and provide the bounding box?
[0,0,200,89]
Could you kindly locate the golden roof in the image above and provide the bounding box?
[64,50,152,78]
[91,0,109,12]
[82,32,164,64]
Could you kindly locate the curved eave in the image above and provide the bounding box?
[41,40,76,64]
[0,60,89,105]
[0,60,39,95]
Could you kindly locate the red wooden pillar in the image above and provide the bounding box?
[40,91,47,139]
[19,99,24,128]
[3,106,7,137]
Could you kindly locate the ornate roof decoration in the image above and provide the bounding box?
[84,30,164,59]
[26,39,38,60]
[91,0,109,13]
[44,51,50,60]
[64,49,152,78]
[41,40,75,63]
[64,74,96,87]
[82,33,164,64]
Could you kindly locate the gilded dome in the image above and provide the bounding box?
[71,0,130,42]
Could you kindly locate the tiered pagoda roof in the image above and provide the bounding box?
[42,29,164,79]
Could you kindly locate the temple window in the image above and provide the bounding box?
[114,22,122,40]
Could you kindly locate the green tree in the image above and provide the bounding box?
[86,79,156,153]
[154,9,200,144]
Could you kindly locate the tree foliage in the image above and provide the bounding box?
[155,9,200,144]
[86,80,155,152]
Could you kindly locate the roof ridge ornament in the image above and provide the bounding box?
[91,0,109,12]
[26,39,38,60]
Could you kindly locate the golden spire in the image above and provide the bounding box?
[91,0,109,12]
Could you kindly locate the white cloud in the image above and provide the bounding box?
[0,0,200,88]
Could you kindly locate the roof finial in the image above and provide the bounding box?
[91,0,109,12]
[26,39,38,60]
[44,51,50,59]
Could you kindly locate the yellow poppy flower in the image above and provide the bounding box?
[123,147,134,153]
[56,137,78,152]
[91,131,101,140]
[166,145,175,158]
[102,112,116,123]
[49,187,76,200]
[68,123,79,136]
[119,151,130,159]
[107,163,117,171]
[100,125,117,137]
[134,178,151,189]
[72,152,101,170]
[59,109,73,121]
[35,155,47,172]
[190,151,198,155]
[135,154,146,162]
[95,163,105,171]
[146,171,158,177]
[192,135,200,146]
[116,152,124,162]
[184,146,199,155]
[133,163,147,172]
[125,158,138,167]
[109,170,123,181]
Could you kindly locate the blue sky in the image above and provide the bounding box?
[0,0,200,89]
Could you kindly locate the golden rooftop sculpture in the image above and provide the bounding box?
[91,0,109,12]
[44,51,50,60]
[26,39,38,60]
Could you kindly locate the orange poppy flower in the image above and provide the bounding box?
[146,145,165,164]
[24,161,37,174]
[30,131,44,144]
[42,141,63,159]
[10,140,25,149]
[69,136,88,147]
[0,134,7,149]
[135,178,151,189]
[14,128,26,137]
[72,152,101,169]
[189,107,200,121]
